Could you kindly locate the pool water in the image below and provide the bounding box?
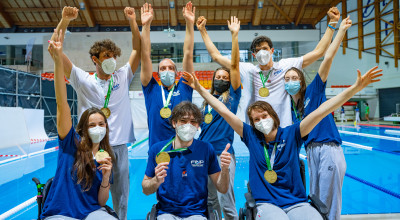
[1,125,400,219]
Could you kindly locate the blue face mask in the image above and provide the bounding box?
[159,71,176,87]
[285,80,301,95]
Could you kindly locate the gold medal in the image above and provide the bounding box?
[160,107,172,118]
[156,152,171,164]
[95,149,110,163]
[204,113,213,124]
[259,87,270,97]
[101,107,111,118]
[264,170,277,184]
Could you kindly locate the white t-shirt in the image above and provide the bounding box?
[238,57,303,128]
[68,63,136,146]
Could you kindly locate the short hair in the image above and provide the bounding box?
[89,39,121,60]
[158,58,177,73]
[250,36,273,53]
[170,101,203,126]
[247,101,280,130]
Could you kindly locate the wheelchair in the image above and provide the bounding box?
[32,177,119,220]
[238,160,328,220]
[146,204,219,220]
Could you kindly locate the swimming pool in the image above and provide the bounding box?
[1,124,400,219]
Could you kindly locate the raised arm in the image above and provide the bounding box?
[48,7,78,79]
[182,2,195,73]
[228,16,241,90]
[48,30,72,139]
[319,16,352,82]
[140,3,154,86]
[124,7,141,74]
[196,16,231,68]
[302,7,340,68]
[300,66,382,137]
[182,72,243,137]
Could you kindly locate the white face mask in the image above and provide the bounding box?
[101,58,117,75]
[254,118,274,135]
[88,126,107,143]
[255,50,272,66]
[159,71,176,87]
[176,123,198,142]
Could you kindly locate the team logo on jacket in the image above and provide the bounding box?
[277,140,286,151]
[112,83,120,91]
[173,90,181,96]
[274,69,282,76]
[191,160,204,167]
[304,97,310,109]
[182,170,188,177]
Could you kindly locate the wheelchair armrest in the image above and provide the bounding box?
[309,194,328,216]
[244,192,256,208]
[104,205,119,219]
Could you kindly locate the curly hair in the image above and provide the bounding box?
[89,39,121,62]
[250,36,273,53]
[170,101,203,126]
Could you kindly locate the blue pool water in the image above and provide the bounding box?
[1,125,400,219]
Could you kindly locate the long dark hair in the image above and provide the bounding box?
[73,107,115,191]
[285,67,306,118]
[201,67,231,110]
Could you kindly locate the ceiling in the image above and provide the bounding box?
[0,0,341,29]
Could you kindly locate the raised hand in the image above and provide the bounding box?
[62,6,79,21]
[98,157,113,180]
[339,15,352,31]
[124,7,136,21]
[182,71,201,91]
[220,144,232,171]
[327,7,340,23]
[155,162,169,184]
[141,3,153,25]
[227,16,240,34]
[183,1,196,24]
[48,29,64,60]
[354,66,383,92]
[196,16,207,31]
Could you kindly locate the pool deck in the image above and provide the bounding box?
[342,213,400,219]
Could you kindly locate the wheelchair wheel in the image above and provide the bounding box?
[239,207,245,220]
[246,207,253,220]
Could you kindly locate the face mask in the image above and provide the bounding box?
[254,118,274,135]
[176,123,198,142]
[285,80,301,95]
[214,79,230,94]
[159,71,176,87]
[88,126,107,144]
[255,50,272,66]
[100,58,117,75]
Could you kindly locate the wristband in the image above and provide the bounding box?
[101,182,110,188]
[329,21,338,25]
[328,24,337,30]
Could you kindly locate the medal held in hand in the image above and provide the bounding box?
[95,149,110,163]
[156,152,171,164]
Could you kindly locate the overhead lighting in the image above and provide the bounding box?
[79,2,85,10]
[258,1,263,8]
[169,1,175,8]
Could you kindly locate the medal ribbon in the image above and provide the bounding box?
[157,137,188,156]
[161,84,176,108]
[291,98,302,121]
[207,105,212,114]
[95,74,114,109]
[263,142,278,171]
[259,70,272,88]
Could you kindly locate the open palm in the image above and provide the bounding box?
[183,1,195,24]
[141,3,153,25]
[354,66,382,92]
[228,16,240,34]
[182,71,201,91]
